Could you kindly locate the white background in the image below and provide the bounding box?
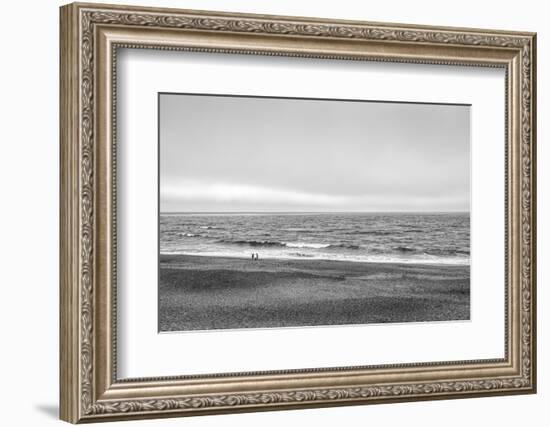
[0,0,546,426]
[118,50,505,378]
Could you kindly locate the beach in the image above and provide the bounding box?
[159,254,470,332]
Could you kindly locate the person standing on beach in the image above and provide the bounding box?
[255,253,259,261]
[251,253,254,261]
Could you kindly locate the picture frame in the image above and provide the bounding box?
[59,2,537,423]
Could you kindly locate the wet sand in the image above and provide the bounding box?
[159,254,470,332]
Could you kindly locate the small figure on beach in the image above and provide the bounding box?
[251,253,255,261]
[255,253,259,261]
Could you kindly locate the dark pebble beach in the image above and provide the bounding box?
[159,254,470,332]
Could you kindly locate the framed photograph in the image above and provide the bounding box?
[60,2,537,423]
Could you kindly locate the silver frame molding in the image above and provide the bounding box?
[60,2,537,423]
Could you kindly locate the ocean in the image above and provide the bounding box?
[159,212,470,265]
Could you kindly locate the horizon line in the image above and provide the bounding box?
[160,210,470,214]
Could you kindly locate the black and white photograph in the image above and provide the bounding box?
[158,93,471,332]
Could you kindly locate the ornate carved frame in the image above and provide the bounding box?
[60,2,537,423]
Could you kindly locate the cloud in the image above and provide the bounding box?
[161,181,349,207]
[161,180,469,212]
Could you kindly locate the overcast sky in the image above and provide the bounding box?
[160,93,470,213]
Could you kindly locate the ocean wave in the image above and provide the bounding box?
[160,250,470,266]
[219,239,334,249]
[328,243,361,250]
[220,239,286,247]
[282,228,317,233]
[284,242,330,249]
[393,246,416,252]
[454,250,470,255]
[424,248,470,256]
[347,230,396,236]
